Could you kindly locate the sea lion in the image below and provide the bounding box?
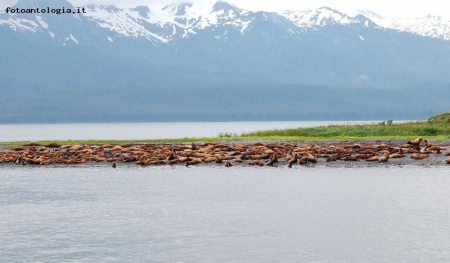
[326,154,338,162]
[307,153,317,163]
[185,158,202,166]
[340,155,358,161]
[298,156,308,165]
[23,142,41,147]
[420,147,432,154]
[203,156,217,163]
[190,143,198,150]
[286,161,293,168]
[411,153,429,160]
[389,147,405,158]
[248,160,262,166]
[264,158,275,166]
[168,159,178,165]
[285,150,293,161]
[45,143,61,148]
[407,137,423,146]
[223,161,233,167]
[166,151,177,161]
[366,155,380,162]
[378,153,389,163]
[265,149,275,155]
[178,156,191,162]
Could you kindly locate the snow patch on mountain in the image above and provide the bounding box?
[341,9,450,41]
[341,9,391,28]
[83,1,254,41]
[84,5,167,43]
[69,33,78,44]
[279,7,376,29]
[0,16,39,32]
[160,1,252,36]
[390,15,450,40]
[35,15,48,29]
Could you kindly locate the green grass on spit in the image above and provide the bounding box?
[240,113,450,139]
[241,120,450,138]
[1,113,449,147]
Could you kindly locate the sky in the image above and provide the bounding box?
[1,0,449,18]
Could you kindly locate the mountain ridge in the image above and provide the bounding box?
[2,0,450,42]
[1,0,450,122]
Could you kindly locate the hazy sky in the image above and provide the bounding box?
[1,0,449,18]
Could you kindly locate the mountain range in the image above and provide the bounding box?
[1,0,449,123]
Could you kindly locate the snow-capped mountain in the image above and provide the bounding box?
[2,0,450,123]
[1,0,449,85]
[2,0,450,44]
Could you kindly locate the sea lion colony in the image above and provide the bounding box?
[0,138,449,167]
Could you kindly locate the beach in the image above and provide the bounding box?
[1,139,449,167]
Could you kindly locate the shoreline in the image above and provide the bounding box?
[1,139,449,168]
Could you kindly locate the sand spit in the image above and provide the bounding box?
[0,139,449,168]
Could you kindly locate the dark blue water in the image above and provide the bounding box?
[1,165,450,262]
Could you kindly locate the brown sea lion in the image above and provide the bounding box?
[411,153,429,160]
[307,153,317,163]
[264,158,276,166]
[45,143,61,148]
[248,160,262,166]
[168,159,178,165]
[185,158,202,166]
[407,137,423,146]
[389,148,405,158]
[340,155,358,161]
[298,156,309,165]
[205,156,218,163]
[166,151,177,161]
[23,142,41,147]
[190,143,198,150]
[286,161,293,168]
[378,153,389,163]
[366,155,380,162]
[223,161,233,167]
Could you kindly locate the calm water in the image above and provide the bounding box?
[1,166,450,262]
[0,121,384,142]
